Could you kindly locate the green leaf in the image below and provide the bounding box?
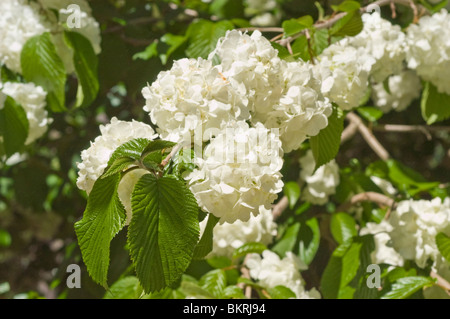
[0,96,29,157]
[284,181,301,209]
[128,174,200,293]
[268,285,296,299]
[330,212,357,245]
[64,31,99,108]
[357,106,384,122]
[207,256,232,269]
[0,229,12,247]
[271,222,301,257]
[102,157,137,179]
[180,280,216,299]
[222,285,245,299]
[420,81,450,124]
[133,41,158,61]
[298,218,320,265]
[193,213,220,260]
[103,276,142,299]
[75,173,126,287]
[436,232,450,263]
[282,16,313,37]
[186,20,234,59]
[336,0,361,12]
[142,140,176,156]
[330,10,363,37]
[310,107,344,170]
[382,276,435,299]
[199,269,227,298]
[20,32,66,112]
[232,242,268,260]
[159,34,187,65]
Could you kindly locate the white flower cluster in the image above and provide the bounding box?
[200,206,277,258]
[76,117,158,223]
[313,41,375,110]
[406,9,450,95]
[244,0,281,27]
[388,197,450,268]
[0,82,51,145]
[0,0,51,74]
[246,250,321,299]
[371,70,422,113]
[187,121,284,223]
[298,150,340,205]
[347,12,407,83]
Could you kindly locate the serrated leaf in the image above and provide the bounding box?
[357,106,384,122]
[193,213,220,260]
[21,32,66,112]
[128,174,200,293]
[421,81,450,124]
[0,96,29,157]
[233,242,268,260]
[199,269,227,298]
[330,10,363,37]
[298,217,320,265]
[282,16,313,37]
[284,181,301,209]
[186,20,234,59]
[337,0,361,12]
[436,232,450,263]
[102,157,137,179]
[268,285,296,299]
[382,276,435,299]
[75,173,126,287]
[142,140,176,156]
[330,212,357,245]
[103,276,142,299]
[310,107,344,170]
[64,31,99,108]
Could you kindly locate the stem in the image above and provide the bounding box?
[430,271,450,296]
[338,191,395,213]
[272,196,289,221]
[160,143,183,168]
[346,112,391,161]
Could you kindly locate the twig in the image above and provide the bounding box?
[236,27,284,33]
[373,124,450,140]
[338,191,395,213]
[346,112,391,161]
[160,143,183,168]
[430,271,450,296]
[341,121,359,144]
[272,196,289,221]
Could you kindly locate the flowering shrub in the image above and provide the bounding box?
[1,0,450,300]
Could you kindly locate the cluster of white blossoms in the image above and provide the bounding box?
[313,41,375,111]
[200,206,277,258]
[298,150,340,205]
[244,0,281,27]
[0,82,51,145]
[371,70,422,113]
[246,250,321,299]
[186,121,284,223]
[76,117,158,223]
[406,9,450,95]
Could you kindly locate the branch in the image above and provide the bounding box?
[160,143,183,168]
[346,112,391,161]
[338,191,395,213]
[430,271,450,296]
[373,124,450,141]
[272,196,289,221]
[341,121,359,144]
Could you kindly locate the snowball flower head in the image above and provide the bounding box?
[298,150,340,205]
[388,197,450,268]
[1,82,50,145]
[348,12,407,83]
[0,0,51,73]
[201,206,277,258]
[186,121,284,223]
[76,118,158,222]
[314,40,375,110]
[142,57,248,143]
[246,250,321,299]
[371,70,422,113]
[406,9,450,95]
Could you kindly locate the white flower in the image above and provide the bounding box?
[298,150,340,205]
[348,12,407,83]
[388,197,450,268]
[360,221,404,267]
[76,117,158,221]
[246,250,321,299]
[186,121,284,223]
[142,57,248,143]
[1,82,50,144]
[371,70,422,113]
[213,30,332,152]
[314,40,375,110]
[406,9,450,95]
[200,206,277,258]
[0,0,51,73]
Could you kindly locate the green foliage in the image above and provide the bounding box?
[0,96,29,158]
[382,276,435,299]
[436,232,450,263]
[232,242,268,260]
[421,81,450,124]
[357,106,384,122]
[330,212,357,245]
[283,181,301,209]
[193,213,220,260]
[20,32,66,112]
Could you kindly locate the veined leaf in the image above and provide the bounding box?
[0,96,29,157]
[232,242,267,260]
[382,276,435,299]
[193,213,220,260]
[436,232,450,263]
[421,81,450,124]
